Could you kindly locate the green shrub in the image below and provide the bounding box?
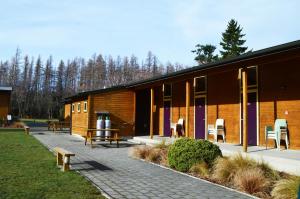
[167,138,222,172]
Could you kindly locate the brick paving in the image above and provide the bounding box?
[32,131,253,199]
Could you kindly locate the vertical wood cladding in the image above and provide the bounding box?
[259,57,300,149]
[71,100,88,135]
[207,70,240,144]
[158,86,164,136]
[154,86,162,135]
[64,104,71,121]
[90,90,135,136]
[0,92,10,119]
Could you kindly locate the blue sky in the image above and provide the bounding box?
[0,0,299,67]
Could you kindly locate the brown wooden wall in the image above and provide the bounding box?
[71,100,88,135]
[64,104,71,121]
[207,70,240,143]
[259,57,300,149]
[0,92,10,119]
[158,86,164,136]
[90,90,135,136]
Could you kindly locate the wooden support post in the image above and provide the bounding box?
[242,69,248,152]
[150,88,154,139]
[185,81,190,137]
[87,94,92,131]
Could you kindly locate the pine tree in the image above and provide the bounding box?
[192,44,218,64]
[220,19,248,58]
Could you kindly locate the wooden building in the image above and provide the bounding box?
[0,87,12,120]
[65,40,300,149]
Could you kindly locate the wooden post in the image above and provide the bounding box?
[242,69,248,152]
[150,88,154,139]
[133,91,136,135]
[87,95,92,131]
[185,81,190,137]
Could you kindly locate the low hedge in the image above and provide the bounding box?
[168,138,222,172]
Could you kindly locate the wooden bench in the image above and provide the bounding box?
[24,126,30,135]
[85,129,121,148]
[53,147,75,171]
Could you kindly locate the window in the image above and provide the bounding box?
[84,101,88,112]
[163,84,172,98]
[77,103,81,112]
[71,104,75,112]
[247,66,257,87]
[194,76,206,94]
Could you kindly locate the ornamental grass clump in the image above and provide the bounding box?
[145,148,162,163]
[212,153,258,184]
[168,138,222,172]
[271,176,300,199]
[233,167,270,197]
[211,157,236,184]
[129,146,151,159]
[189,162,210,178]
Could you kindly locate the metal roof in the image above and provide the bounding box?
[65,39,300,101]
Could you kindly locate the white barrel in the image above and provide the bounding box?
[105,119,111,137]
[96,118,105,136]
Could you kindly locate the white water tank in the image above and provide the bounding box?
[105,117,111,137]
[96,116,105,136]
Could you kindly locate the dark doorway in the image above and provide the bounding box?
[241,92,257,146]
[195,97,206,139]
[163,100,171,136]
[135,89,151,136]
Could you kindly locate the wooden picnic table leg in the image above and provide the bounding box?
[115,131,119,148]
[89,131,93,148]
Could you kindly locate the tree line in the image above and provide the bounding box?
[0,50,186,119]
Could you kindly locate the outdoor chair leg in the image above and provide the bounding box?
[285,135,289,149]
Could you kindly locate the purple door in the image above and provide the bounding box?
[195,97,206,139]
[241,92,257,146]
[247,92,257,145]
[164,101,171,136]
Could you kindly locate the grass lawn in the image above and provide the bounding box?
[0,131,105,199]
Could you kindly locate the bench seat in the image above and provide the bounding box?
[53,147,75,171]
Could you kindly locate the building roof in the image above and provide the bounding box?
[0,86,12,91]
[66,39,300,101]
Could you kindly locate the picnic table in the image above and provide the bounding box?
[84,128,121,148]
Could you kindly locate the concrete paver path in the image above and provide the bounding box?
[33,131,253,199]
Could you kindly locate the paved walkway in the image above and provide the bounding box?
[32,131,253,199]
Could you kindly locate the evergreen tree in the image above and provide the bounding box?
[220,19,248,58]
[192,44,218,64]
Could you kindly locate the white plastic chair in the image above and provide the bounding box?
[208,119,225,142]
[171,118,184,137]
[265,119,289,149]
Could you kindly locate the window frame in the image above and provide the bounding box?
[84,101,88,112]
[194,76,207,95]
[71,104,75,113]
[163,83,172,99]
[77,103,81,113]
